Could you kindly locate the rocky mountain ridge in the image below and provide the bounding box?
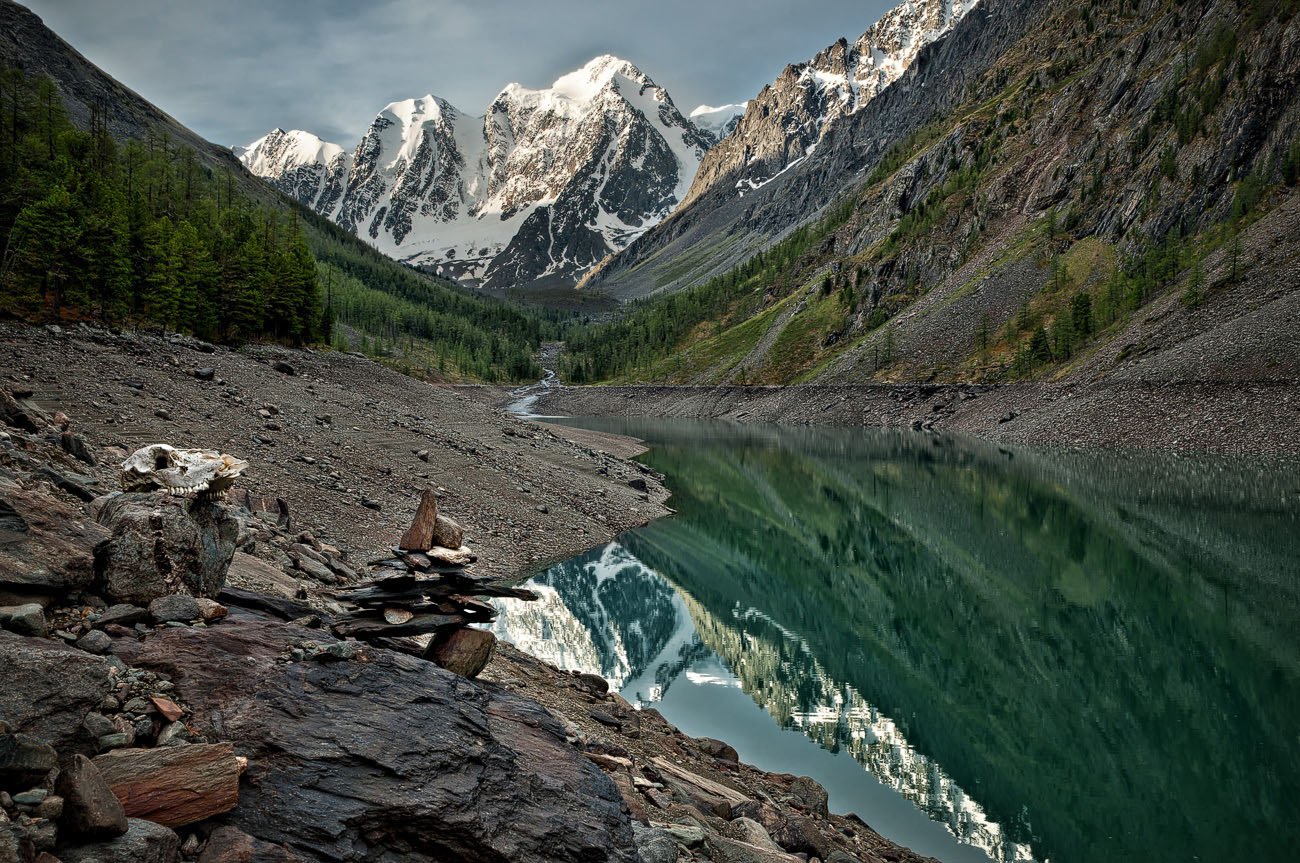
[240,56,712,292]
[681,0,981,208]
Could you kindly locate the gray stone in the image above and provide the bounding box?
[658,823,706,847]
[148,595,200,624]
[60,817,180,863]
[0,604,46,637]
[76,630,113,655]
[12,789,47,806]
[96,604,149,628]
[727,817,781,851]
[632,824,680,863]
[97,732,130,751]
[431,513,464,549]
[0,733,57,782]
[94,493,239,604]
[81,712,116,739]
[0,636,111,751]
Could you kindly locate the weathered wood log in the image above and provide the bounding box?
[398,489,439,551]
[94,743,241,828]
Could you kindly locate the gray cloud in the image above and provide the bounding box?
[25,0,891,147]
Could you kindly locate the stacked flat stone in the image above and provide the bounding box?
[327,490,535,677]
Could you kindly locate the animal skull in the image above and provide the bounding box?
[120,444,249,497]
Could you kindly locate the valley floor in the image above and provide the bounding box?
[0,322,672,576]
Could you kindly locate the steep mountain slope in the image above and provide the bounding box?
[563,0,1300,394]
[0,0,258,196]
[578,0,989,299]
[242,57,710,292]
[683,0,981,207]
[0,0,551,382]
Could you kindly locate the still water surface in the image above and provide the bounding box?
[490,418,1300,863]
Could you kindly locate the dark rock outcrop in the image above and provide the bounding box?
[0,483,108,596]
[55,754,129,839]
[0,634,111,751]
[93,492,239,604]
[114,619,639,862]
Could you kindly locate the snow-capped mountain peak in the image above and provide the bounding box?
[241,56,709,290]
[685,0,981,204]
[689,103,748,143]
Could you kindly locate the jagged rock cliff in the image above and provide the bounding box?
[683,0,981,207]
[240,57,710,291]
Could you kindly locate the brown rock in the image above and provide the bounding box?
[148,696,184,722]
[424,627,495,678]
[397,490,438,551]
[93,743,241,828]
[697,736,739,763]
[195,598,228,622]
[431,514,465,550]
[382,607,414,625]
[197,825,304,863]
[56,754,128,838]
[611,772,650,824]
[650,756,751,818]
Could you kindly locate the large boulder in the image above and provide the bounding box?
[93,493,239,604]
[0,481,108,596]
[0,634,111,751]
[56,754,129,838]
[114,618,638,863]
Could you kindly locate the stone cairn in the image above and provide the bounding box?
[327,490,536,678]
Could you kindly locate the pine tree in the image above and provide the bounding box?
[171,220,218,336]
[3,184,81,317]
[140,217,181,329]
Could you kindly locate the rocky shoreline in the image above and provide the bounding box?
[530,380,1300,457]
[1,321,935,863]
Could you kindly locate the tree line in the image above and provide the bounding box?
[0,67,322,343]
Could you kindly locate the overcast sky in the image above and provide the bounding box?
[25,0,892,148]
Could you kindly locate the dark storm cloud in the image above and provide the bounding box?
[24,0,892,147]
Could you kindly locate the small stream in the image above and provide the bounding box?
[492,411,1300,863]
[506,368,559,418]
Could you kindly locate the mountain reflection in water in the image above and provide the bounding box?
[491,419,1300,863]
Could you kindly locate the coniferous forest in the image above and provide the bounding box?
[0,66,550,382]
[0,67,323,344]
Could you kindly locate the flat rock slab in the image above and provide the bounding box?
[114,621,638,863]
[94,743,241,828]
[0,633,111,751]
